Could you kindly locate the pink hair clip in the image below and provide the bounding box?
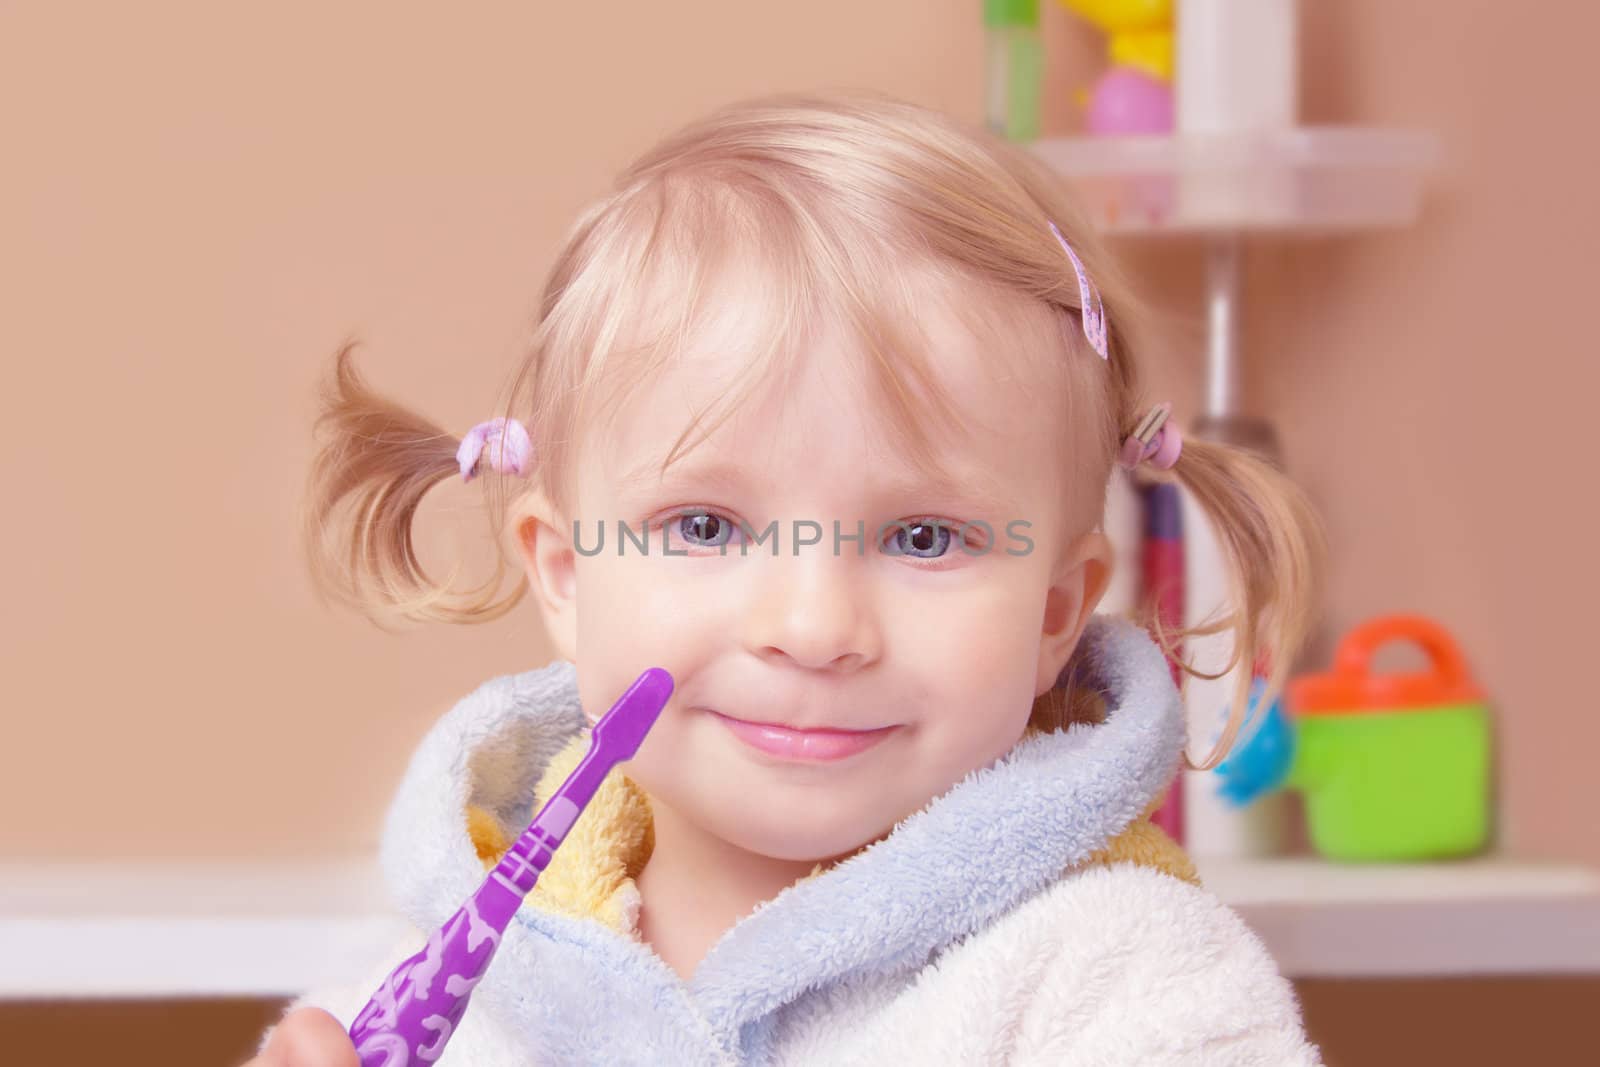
[1048,219,1108,360]
[1119,402,1182,471]
[457,416,533,481]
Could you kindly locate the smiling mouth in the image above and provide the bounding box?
[702,709,898,762]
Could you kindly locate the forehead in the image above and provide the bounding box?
[591,262,1068,512]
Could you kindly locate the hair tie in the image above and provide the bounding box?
[1048,219,1109,360]
[1118,402,1182,471]
[457,416,533,481]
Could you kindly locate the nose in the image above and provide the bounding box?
[740,552,882,672]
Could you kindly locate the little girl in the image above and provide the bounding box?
[253,90,1324,1066]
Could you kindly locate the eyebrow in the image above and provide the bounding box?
[615,456,1020,516]
[615,458,748,501]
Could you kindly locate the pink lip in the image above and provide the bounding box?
[708,710,897,762]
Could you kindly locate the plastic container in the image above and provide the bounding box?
[984,0,1043,141]
[1175,0,1298,135]
[1175,0,1298,222]
[1287,615,1492,861]
[1180,485,1290,858]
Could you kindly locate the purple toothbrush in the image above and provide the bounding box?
[346,667,674,1066]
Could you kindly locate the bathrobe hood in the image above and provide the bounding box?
[371,613,1190,1064]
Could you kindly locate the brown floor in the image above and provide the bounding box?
[3,978,1597,1065]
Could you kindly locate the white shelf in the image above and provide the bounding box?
[1194,856,1600,978]
[0,860,409,1000]
[1031,126,1441,235]
[3,855,1597,998]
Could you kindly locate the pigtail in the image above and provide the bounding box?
[299,339,527,628]
[1163,437,1327,771]
[1006,148,1325,764]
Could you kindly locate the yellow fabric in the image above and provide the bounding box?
[466,803,510,863]
[1082,792,1201,886]
[469,731,655,934]
[465,736,1199,935]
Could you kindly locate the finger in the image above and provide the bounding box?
[259,1007,359,1067]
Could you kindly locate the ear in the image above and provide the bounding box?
[1035,531,1114,697]
[506,488,578,662]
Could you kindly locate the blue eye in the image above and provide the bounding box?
[883,520,953,559]
[676,511,736,548]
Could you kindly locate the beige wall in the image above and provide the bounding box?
[1256,1,1597,865]
[1,1,1593,866]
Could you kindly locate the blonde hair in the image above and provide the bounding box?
[301,90,1323,771]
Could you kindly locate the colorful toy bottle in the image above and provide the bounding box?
[984,0,1044,141]
[1139,481,1186,843]
[1216,615,1493,862]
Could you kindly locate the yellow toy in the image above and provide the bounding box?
[1059,0,1173,80]
[1060,0,1174,137]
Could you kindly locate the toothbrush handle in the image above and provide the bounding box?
[345,667,674,1066]
[346,866,521,1066]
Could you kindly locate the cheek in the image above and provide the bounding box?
[571,561,673,724]
[569,559,719,779]
[912,577,1049,742]
[901,571,1045,675]
[573,556,695,669]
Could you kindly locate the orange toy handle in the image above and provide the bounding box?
[1335,615,1471,689]
[1293,614,1483,714]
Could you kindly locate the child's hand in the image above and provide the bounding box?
[242,1007,358,1067]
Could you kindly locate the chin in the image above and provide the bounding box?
[720,811,891,866]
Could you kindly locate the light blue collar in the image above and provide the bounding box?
[378,613,1185,1049]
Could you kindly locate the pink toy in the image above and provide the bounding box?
[1086,66,1174,135]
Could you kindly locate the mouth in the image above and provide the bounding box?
[703,709,898,763]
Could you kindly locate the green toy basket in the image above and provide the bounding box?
[1287,615,1492,861]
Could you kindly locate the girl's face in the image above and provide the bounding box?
[520,298,1110,865]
